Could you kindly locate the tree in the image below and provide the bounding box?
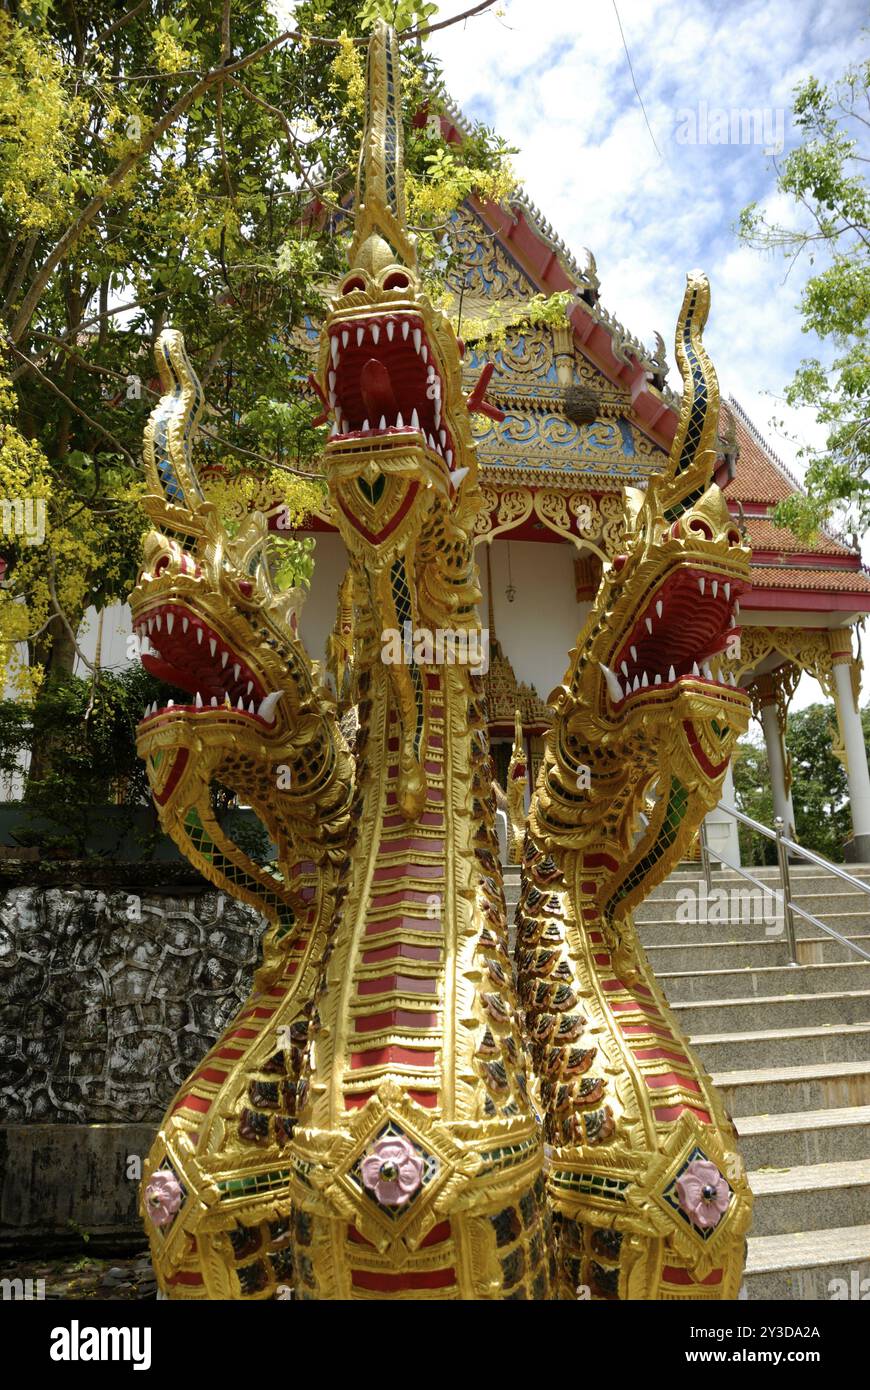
[738,57,869,540]
[733,702,855,863]
[0,0,511,797]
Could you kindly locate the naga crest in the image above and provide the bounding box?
[313,21,498,820]
[529,271,752,945]
[129,331,354,935]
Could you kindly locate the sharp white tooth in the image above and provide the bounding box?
[620,661,629,678]
[413,328,422,353]
[724,582,730,601]
[328,370,336,391]
[210,696,218,706]
[341,330,349,349]
[233,664,241,681]
[434,406,441,429]
[195,692,203,708]
[237,697,244,711]
[248,700,256,714]
[402,320,410,340]
[209,638,217,658]
[692,661,701,677]
[598,663,623,702]
[698,577,705,595]
[439,429,447,447]
[371,324,380,345]
[154,614,162,632]
[356,327,364,347]
[446,449,453,466]
[247,681,253,696]
[182,617,189,634]
[632,674,641,692]
[451,466,469,488]
[429,434,437,452]
[330,421,339,437]
[421,345,428,363]
[221,650,229,669]
[656,600,663,619]
[328,390,336,408]
[427,365,435,381]
[331,336,339,366]
[730,673,738,686]
[668,665,676,682]
[641,670,649,687]
[630,646,637,662]
[362,418,370,432]
[146,617,154,634]
[645,617,653,635]
[411,408,420,429]
[166,613,174,635]
[167,699,174,708]
[703,662,713,679]
[386,320,395,341]
[396,411,404,428]
[196,627,203,645]
[711,579,718,598]
[654,673,662,685]
[378,415,386,431]
[734,599,740,619]
[257,690,284,722]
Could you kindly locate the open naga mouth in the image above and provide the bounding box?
[326,311,456,469]
[134,602,283,727]
[600,567,748,708]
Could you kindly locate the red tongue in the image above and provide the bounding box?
[360,357,398,420]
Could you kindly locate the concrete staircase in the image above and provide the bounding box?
[504,861,870,1299]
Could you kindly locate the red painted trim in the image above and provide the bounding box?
[683,721,728,778]
[336,481,419,546]
[154,747,189,806]
[351,1268,456,1291]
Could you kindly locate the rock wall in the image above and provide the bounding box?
[0,881,266,1124]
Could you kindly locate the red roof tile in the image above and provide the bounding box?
[744,516,855,558]
[748,565,870,594]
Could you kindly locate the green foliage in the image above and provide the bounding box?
[738,58,869,539]
[358,1,439,32]
[732,703,859,864]
[0,665,176,855]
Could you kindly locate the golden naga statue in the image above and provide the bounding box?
[129,21,752,1300]
[506,710,528,865]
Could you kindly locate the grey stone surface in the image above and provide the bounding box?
[0,885,266,1123]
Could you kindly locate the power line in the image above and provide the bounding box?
[611,0,663,161]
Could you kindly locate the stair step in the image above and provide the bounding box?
[645,936,870,971]
[712,1059,870,1117]
[745,1223,870,1300]
[736,1106,870,1167]
[672,988,870,1034]
[637,910,870,944]
[658,960,870,1002]
[690,1022,870,1071]
[747,1158,870,1237]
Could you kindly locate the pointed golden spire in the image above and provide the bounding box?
[349,20,417,273]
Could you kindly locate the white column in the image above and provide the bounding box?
[759,688,796,839]
[704,760,742,867]
[833,659,870,840]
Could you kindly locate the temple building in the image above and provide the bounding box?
[295,160,870,865]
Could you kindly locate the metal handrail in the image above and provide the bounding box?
[698,810,870,966]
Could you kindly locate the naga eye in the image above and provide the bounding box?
[154,555,171,576]
[687,517,713,539]
[342,276,365,294]
[383,271,410,291]
[727,528,741,545]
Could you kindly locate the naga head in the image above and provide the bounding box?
[531,272,751,929]
[129,330,353,922]
[314,21,489,819]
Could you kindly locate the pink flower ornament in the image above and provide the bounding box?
[675,1158,730,1231]
[144,1170,183,1229]
[360,1134,425,1208]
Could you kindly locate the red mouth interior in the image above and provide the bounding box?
[135,602,277,725]
[607,567,748,704]
[328,312,455,467]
